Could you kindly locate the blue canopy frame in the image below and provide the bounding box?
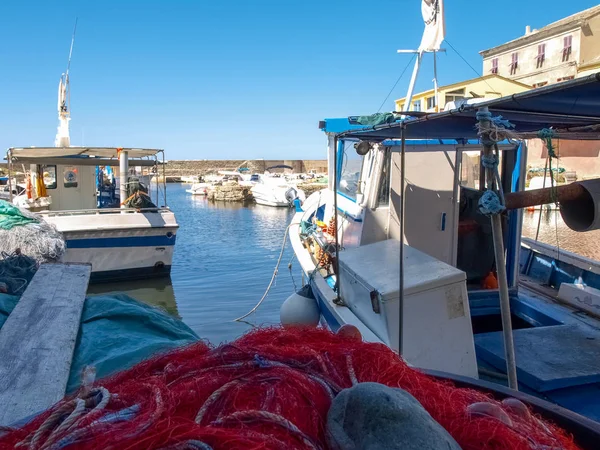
[335,73,600,142]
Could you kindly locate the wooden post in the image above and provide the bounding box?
[478,107,518,390]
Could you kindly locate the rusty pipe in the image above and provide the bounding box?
[504,182,588,210]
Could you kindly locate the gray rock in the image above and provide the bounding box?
[327,382,461,450]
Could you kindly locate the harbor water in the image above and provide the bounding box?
[88,183,301,344]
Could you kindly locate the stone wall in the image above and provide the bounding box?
[164,160,327,177]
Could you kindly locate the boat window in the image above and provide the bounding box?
[338,141,363,201]
[460,150,503,190]
[63,166,78,188]
[377,149,392,207]
[42,165,57,189]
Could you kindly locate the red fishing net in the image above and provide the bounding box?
[0,327,580,450]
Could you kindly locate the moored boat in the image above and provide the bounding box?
[286,74,600,422]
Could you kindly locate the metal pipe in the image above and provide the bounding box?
[399,125,406,356]
[504,182,587,210]
[333,136,340,303]
[162,151,167,207]
[478,106,518,390]
[119,149,129,209]
[7,151,13,203]
[402,52,423,115]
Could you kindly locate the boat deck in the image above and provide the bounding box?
[474,284,600,421]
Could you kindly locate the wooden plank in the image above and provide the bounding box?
[0,263,91,426]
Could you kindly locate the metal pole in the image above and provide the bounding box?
[7,151,13,203]
[333,137,341,303]
[119,149,129,209]
[399,126,406,356]
[478,107,518,390]
[162,150,167,207]
[155,156,159,207]
[402,52,423,114]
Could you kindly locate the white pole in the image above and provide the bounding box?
[119,150,129,209]
[402,52,423,114]
[433,50,439,112]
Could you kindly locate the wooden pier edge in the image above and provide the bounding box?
[0,263,91,426]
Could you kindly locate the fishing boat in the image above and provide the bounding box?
[283,0,600,421]
[5,29,178,283]
[285,72,600,425]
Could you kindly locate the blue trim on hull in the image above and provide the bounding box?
[67,234,176,249]
[309,278,342,332]
[90,265,172,284]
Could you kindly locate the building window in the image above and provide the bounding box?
[532,81,548,88]
[563,35,572,62]
[491,58,498,74]
[444,88,465,106]
[427,96,437,110]
[557,76,575,83]
[510,52,519,75]
[399,103,405,111]
[413,100,421,111]
[536,44,545,68]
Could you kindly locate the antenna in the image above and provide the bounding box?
[66,18,78,78]
[55,18,77,147]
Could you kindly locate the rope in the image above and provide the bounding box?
[233,223,291,322]
[211,410,320,450]
[158,441,213,450]
[476,113,512,216]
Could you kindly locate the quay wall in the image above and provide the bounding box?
[162,160,327,177]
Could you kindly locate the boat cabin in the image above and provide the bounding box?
[6,147,164,211]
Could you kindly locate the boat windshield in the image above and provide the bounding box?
[338,141,363,201]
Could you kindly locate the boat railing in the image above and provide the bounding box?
[42,207,173,217]
[522,237,600,275]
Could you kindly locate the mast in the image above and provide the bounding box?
[398,1,445,112]
[55,19,77,148]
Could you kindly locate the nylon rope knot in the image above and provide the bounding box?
[537,128,558,159]
[481,154,498,169]
[479,190,505,216]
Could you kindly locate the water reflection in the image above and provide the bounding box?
[87,277,180,318]
[522,210,600,260]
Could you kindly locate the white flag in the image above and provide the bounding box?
[419,0,445,52]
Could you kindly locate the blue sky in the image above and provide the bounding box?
[0,0,597,159]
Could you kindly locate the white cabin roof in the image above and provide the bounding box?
[8,147,162,160]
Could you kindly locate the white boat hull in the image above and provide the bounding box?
[251,183,305,208]
[42,208,178,282]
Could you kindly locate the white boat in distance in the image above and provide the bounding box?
[251,174,306,207]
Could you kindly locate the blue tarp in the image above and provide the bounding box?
[0,293,199,393]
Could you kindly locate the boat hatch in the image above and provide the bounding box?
[469,292,561,334]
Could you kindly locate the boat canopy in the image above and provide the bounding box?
[8,147,161,159]
[338,73,600,142]
[7,147,162,167]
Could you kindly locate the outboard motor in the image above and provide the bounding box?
[285,187,299,205]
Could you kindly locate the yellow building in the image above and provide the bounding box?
[394,74,531,113]
[480,5,600,87]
